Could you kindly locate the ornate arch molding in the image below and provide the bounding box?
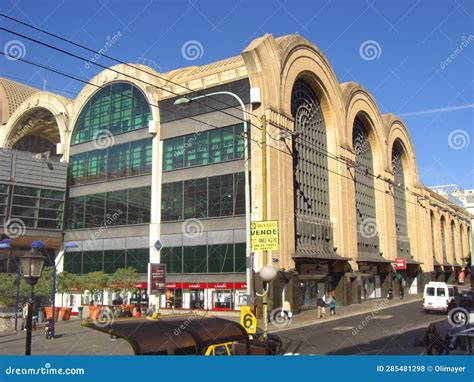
[67,63,161,152]
[342,83,386,174]
[384,114,420,188]
[2,91,70,149]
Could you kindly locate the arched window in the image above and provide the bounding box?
[69,82,153,185]
[440,216,447,262]
[451,221,456,264]
[430,211,436,260]
[391,141,410,257]
[291,80,332,254]
[72,82,151,145]
[353,118,379,258]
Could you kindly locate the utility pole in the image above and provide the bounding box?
[261,114,269,338]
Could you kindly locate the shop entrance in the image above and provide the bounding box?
[212,289,233,310]
[190,289,205,309]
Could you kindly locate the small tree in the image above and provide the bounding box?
[0,272,32,307]
[78,271,108,305]
[109,267,139,304]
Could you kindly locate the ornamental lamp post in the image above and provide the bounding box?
[20,241,45,356]
[258,264,277,339]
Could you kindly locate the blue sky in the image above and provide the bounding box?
[0,0,473,189]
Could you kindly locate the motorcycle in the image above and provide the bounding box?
[44,317,53,340]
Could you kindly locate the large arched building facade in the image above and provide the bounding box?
[0,34,471,312]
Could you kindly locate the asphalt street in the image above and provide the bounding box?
[277,300,450,355]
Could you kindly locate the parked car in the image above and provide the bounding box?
[423,282,459,313]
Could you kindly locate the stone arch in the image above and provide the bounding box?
[66,63,161,157]
[342,83,386,175]
[1,91,70,155]
[385,114,419,187]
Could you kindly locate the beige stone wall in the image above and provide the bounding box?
[0,33,470,276]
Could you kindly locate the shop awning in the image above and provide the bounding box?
[294,248,352,261]
[82,316,249,355]
[356,252,392,263]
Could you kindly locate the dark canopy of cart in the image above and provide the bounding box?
[82,316,250,355]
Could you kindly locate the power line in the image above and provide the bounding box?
[0,26,261,130]
[0,24,423,200]
[0,13,263,120]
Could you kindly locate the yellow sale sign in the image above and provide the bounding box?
[250,220,279,251]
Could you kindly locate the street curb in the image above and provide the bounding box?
[270,297,423,333]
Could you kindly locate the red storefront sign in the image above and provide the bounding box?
[165,282,247,290]
[394,258,407,270]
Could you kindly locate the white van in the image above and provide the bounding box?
[423,282,458,313]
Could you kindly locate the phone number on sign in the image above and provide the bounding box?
[376,365,426,373]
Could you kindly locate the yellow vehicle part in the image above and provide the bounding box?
[204,342,233,356]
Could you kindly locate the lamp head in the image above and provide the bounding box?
[173,97,192,107]
[259,265,277,282]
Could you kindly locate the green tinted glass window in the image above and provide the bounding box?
[183,246,207,273]
[160,247,183,273]
[71,83,150,145]
[208,244,234,273]
[163,136,184,170]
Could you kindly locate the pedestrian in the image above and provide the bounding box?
[329,295,337,316]
[21,303,28,331]
[135,308,141,318]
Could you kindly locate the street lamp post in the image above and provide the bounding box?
[19,241,45,356]
[174,92,253,304]
[257,264,277,339]
[50,241,78,338]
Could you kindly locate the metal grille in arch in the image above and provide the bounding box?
[291,80,332,255]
